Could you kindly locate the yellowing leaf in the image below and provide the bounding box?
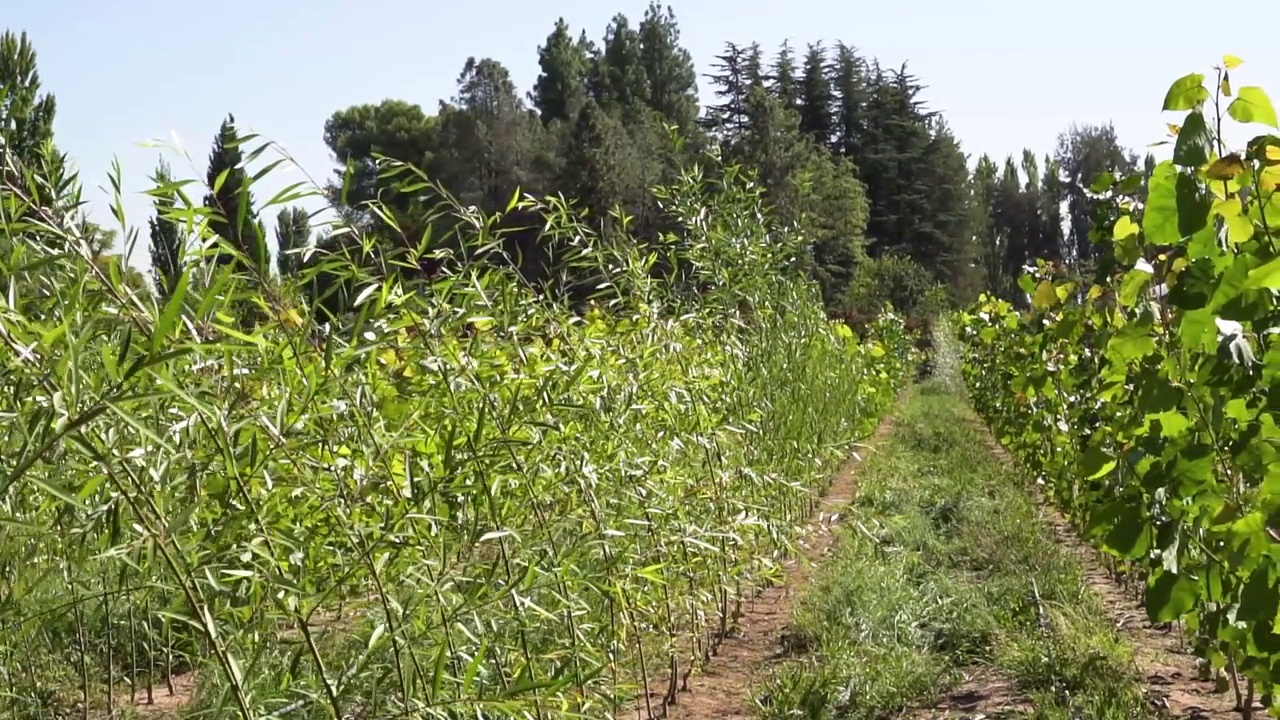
[1032,280,1059,311]
[1206,154,1247,180]
[1261,165,1280,191]
[1223,54,1244,69]
[1167,123,1181,136]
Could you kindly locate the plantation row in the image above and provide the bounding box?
[959,60,1280,717]
[0,154,918,718]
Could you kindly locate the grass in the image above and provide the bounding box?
[754,338,1151,720]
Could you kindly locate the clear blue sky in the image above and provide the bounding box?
[7,0,1278,271]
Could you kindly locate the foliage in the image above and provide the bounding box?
[274,205,309,278]
[841,253,938,318]
[0,121,917,719]
[959,58,1280,717]
[147,158,184,298]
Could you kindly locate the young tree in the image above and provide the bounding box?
[703,43,749,138]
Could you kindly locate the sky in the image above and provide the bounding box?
[7,0,1279,272]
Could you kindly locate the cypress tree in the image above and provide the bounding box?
[274,206,310,278]
[203,113,267,277]
[798,43,834,145]
[147,158,184,298]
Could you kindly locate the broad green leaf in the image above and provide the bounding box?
[1211,198,1254,244]
[1163,73,1209,111]
[1143,162,1209,246]
[1245,255,1280,289]
[1172,110,1211,167]
[1113,215,1139,240]
[1107,319,1156,362]
[1087,499,1150,559]
[1228,87,1280,128]
[1237,565,1279,622]
[1146,569,1200,622]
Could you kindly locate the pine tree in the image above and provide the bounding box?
[531,19,591,125]
[275,206,309,278]
[0,31,57,170]
[147,159,183,298]
[770,41,800,113]
[593,14,649,111]
[798,43,834,145]
[831,43,866,158]
[637,2,699,130]
[703,43,749,138]
[203,113,267,276]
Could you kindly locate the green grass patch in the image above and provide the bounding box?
[754,376,1150,720]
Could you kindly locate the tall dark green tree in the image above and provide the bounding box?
[830,43,866,158]
[704,43,750,138]
[770,41,800,113]
[592,14,649,111]
[147,158,183,298]
[637,2,699,130]
[798,43,834,145]
[434,57,553,211]
[203,113,267,276]
[1054,122,1136,268]
[275,206,309,278]
[0,31,56,170]
[531,19,592,126]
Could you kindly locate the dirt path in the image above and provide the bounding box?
[973,419,1251,720]
[640,408,899,720]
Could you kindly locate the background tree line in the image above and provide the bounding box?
[0,8,1148,323]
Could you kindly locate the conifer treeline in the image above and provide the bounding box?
[0,13,1147,321]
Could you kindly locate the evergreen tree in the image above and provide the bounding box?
[531,19,591,126]
[593,14,649,111]
[798,43,834,145]
[434,57,553,211]
[275,206,309,278]
[831,43,866,158]
[147,158,183,298]
[0,31,57,170]
[703,43,749,138]
[203,113,267,276]
[637,2,699,130]
[770,41,800,113]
